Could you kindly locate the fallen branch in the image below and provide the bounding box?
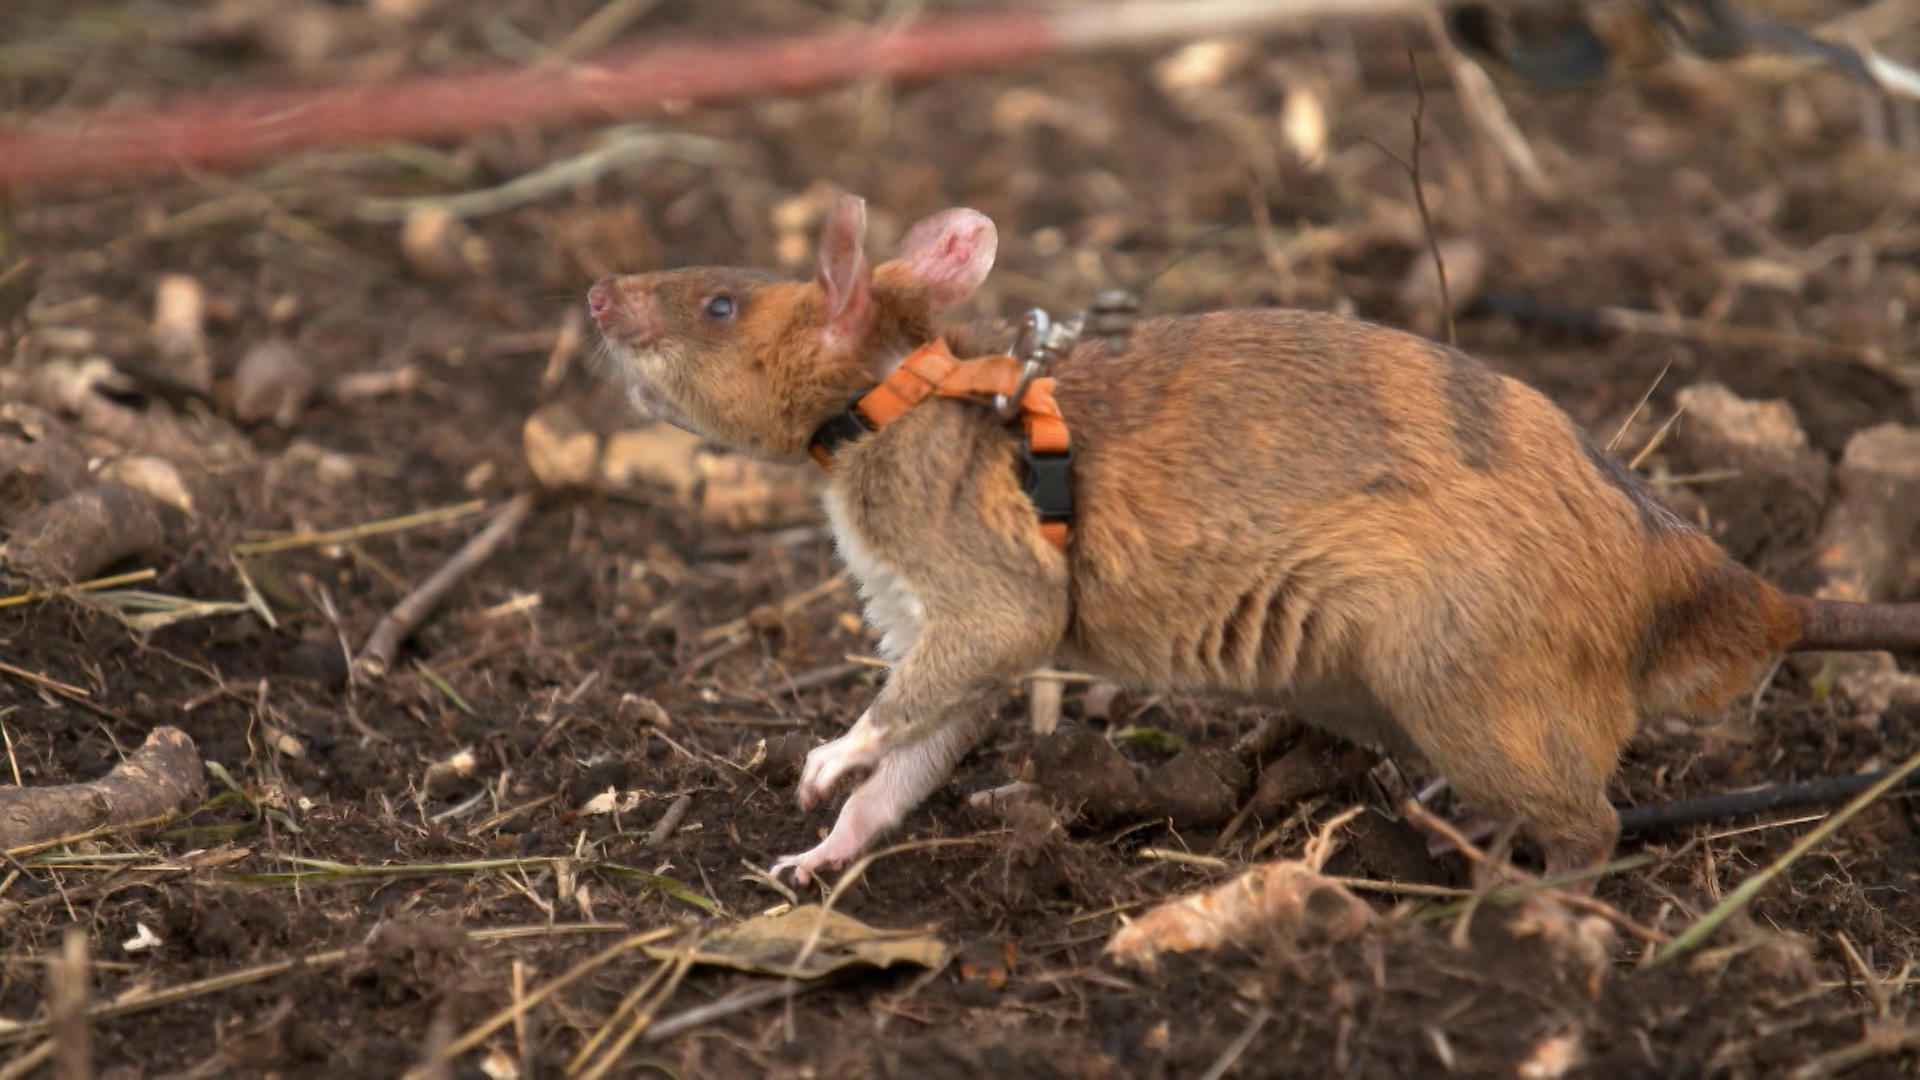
[0,727,205,851]
[355,494,537,680]
[0,0,1478,195]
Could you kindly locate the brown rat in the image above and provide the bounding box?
[586,193,1920,887]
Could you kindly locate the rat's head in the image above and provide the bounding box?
[587,194,998,458]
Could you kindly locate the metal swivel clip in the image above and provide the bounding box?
[997,307,1083,420]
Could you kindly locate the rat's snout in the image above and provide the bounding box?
[586,276,662,346]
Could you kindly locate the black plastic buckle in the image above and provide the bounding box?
[1019,437,1074,525]
[808,392,877,461]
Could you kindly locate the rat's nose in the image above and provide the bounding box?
[586,281,614,320]
[586,278,660,344]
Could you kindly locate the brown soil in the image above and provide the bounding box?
[4,3,1919,1078]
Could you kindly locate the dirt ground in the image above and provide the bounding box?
[4,2,1920,1077]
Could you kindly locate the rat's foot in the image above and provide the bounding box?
[795,711,887,810]
[769,827,867,887]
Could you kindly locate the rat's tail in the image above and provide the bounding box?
[1786,596,1920,653]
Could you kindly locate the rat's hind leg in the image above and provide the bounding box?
[1388,681,1629,891]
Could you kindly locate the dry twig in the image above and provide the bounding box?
[356,494,537,680]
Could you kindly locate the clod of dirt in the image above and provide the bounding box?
[601,424,824,529]
[1142,748,1249,828]
[692,451,821,531]
[565,760,634,807]
[1319,807,1444,885]
[1105,859,1376,969]
[523,402,602,492]
[1509,897,1618,1000]
[755,733,813,784]
[151,274,213,393]
[1,481,170,583]
[230,340,317,426]
[400,207,493,281]
[1025,724,1146,826]
[1248,728,1379,817]
[0,403,88,519]
[352,917,473,1005]
[275,638,351,690]
[600,425,701,498]
[1669,382,1830,572]
[1806,423,1920,602]
[1784,423,1920,715]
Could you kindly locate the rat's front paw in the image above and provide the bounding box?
[796,717,885,810]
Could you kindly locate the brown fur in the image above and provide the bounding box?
[587,195,1914,888]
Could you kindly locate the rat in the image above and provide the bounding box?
[587,193,1920,888]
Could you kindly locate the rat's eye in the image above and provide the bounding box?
[701,294,737,322]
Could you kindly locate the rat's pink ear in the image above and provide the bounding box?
[814,194,873,352]
[888,208,998,308]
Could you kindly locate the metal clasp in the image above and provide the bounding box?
[997,307,1086,419]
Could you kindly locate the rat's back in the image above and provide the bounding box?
[1050,307,1784,740]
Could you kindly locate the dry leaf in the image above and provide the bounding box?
[646,904,948,979]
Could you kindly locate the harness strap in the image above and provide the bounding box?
[808,339,1074,552]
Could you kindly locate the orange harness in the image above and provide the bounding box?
[807,338,1074,551]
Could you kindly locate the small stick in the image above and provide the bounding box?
[233,499,486,557]
[1359,54,1452,347]
[565,952,677,1074]
[1627,403,1689,472]
[49,928,92,1080]
[1594,306,1915,384]
[1405,53,1449,346]
[0,1042,54,1080]
[1654,745,1920,965]
[697,573,848,645]
[356,494,536,680]
[1199,1007,1272,1080]
[1605,358,1674,453]
[0,660,90,699]
[641,978,834,1043]
[0,569,158,611]
[644,794,692,847]
[575,939,700,1080]
[399,927,678,1080]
